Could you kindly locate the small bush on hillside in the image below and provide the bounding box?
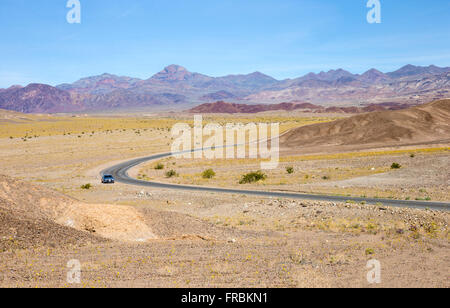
[81,183,92,190]
[155,163,164,170]
[365,248,375,256]
[202,169,216,179]
[239,171,267,184]
[391,163,402,169]
[286,167,294,174]
[165,170,178,178]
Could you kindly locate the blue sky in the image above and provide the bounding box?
[1,0,449,87]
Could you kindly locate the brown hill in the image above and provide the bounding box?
[200,90,237,101]
[280,99,450,151]
[0,173,107,250]
[189,101,323,114]
[0,174,156,244]
[0,174,249,250]
[188,101,412,114]
[0,199,104,251]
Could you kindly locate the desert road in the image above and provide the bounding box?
[101,151,450,212]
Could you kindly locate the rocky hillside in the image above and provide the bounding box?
[1,64,449,113]
[0,84,82,113]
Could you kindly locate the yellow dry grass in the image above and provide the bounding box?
[0,116,178,138]
[280,147,450,162]
[0,114,333,138]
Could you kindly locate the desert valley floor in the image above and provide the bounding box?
[0,101,449,288]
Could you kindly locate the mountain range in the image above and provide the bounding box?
[0,64,449,113]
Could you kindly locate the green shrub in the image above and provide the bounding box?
[165,170,178,178]
[286,167,294,174]
[391,163,401,169]
[155,163,164,170]
[239,171,267,184]
[81,183,92,190]
[202,169,216,179]
[365,248,375,256]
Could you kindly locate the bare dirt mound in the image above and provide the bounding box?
[0,199,104,251]
[0,174,156,242]
[0,175,251,245]
[280,99,450,151]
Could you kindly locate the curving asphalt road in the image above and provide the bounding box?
[101,151,450,212]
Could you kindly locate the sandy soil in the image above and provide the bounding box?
[1,186,448,288]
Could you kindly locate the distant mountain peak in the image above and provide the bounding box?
[7,85,23,90]
[248,71,268,77]
[361,68,387,77]
[99,73,115,78]
[166,64,188,70]
[359,68,390,83]
[296,68,355,84]
[387,64,450,79]
[152,64,194,81]
[330,68,349,73]
[246,71,278,81]
[363,68,383,74]
[401,64,417,69]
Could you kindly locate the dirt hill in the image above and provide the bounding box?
[0,174,156,245]
[280,99,450,151]
[0,174,248,250]
[0,199,104,251]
